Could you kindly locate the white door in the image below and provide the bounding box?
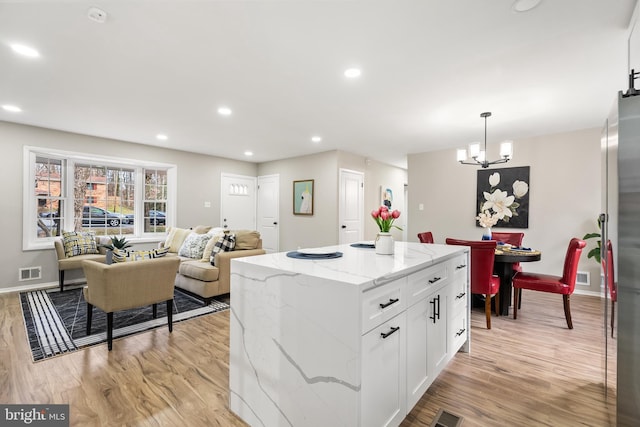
[339,169,364,244]
[257,174,279,253]
[221,173,257,231]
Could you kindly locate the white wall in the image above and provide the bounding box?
[0,121,257,289]
[408,127,603,293]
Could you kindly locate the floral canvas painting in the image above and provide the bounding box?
[476,166,529,229]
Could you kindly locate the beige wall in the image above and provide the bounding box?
[408,127,603,293]
[258,151,339,250]
[0,121,257,289]
[258,151,408,250]
[7,119,599,292]
[361,158,407,241]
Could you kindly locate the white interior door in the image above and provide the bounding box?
[221,173,257,230]
[339,169,364,244]
[257,174,279,253]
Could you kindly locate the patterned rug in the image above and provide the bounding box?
[20,286,229,361]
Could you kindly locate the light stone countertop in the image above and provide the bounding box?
[233,241,467,289]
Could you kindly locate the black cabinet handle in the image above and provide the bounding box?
[379,298,399,309]
[381,326,400,339]
[273,221,278,225]
[429,298,436,323]
[435,295,440,320]
[455,328,466,337]
[428,277,441,284]
[456,292,466,300]
[341,225,347,229]
[456,264,466,270]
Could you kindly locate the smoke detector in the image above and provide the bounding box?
[88,7,107,23]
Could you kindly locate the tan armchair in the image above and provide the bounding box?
[54,237,107,292]
[82,257,180,351]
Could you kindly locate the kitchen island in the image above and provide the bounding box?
[229,241,470,427]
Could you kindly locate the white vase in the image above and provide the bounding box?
[482,227,492,240]
[375,232,394,255]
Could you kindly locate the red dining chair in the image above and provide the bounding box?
[512,238,586,329]
[417,232,434,244]
[446,238,500,329]
[491,232,524,272]
[603,240,617,337]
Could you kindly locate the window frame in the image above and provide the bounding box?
[23,146,177,251]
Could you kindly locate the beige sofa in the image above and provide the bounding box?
[161,227,266,304]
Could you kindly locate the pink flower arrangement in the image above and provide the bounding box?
[371,206,402,232]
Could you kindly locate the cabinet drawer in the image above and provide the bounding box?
[449,311,468,354]
[450,253,468,278]
[362,278,406,334]
[407,263,448,307]
[449,278,468,318]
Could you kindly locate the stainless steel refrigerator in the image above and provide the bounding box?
[608,91,640,426]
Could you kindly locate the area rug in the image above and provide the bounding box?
[20,286,229,361]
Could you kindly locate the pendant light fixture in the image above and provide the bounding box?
[456,112,513,168]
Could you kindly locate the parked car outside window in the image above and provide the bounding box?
[123,210,165,225]
[148,210,166,225]
[83,206,129,227]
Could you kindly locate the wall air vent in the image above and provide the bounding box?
[576,270,590,287]
[19,266,42,281]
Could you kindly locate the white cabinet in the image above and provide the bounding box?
[426,286,449,377]
[448,252,470,355]
[361,312,407,427]
[230,243,470,427]
[406,278,449,411]
[362,277,406,334]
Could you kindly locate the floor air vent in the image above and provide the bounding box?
[430,408,464,427]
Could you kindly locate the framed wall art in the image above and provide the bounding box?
[380,186,393,209]
[293,179,314,215]
[476,166,530,229]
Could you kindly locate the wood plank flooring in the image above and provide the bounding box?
[0,289,616,426]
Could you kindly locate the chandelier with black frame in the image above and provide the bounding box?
[456,112,513,168]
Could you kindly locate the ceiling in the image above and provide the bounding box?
[1,0,637,168]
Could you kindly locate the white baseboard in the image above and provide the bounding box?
[0,278,85,295]
[573,288,605,298]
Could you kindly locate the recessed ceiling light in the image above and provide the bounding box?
[2,105,22,113]
[156,134,168,141]
[10,43,40,58]
[344,68,362,78]
[244,151,253,156]
[512,0,542,13]
[218,107,232,116]
[311,136,322,143]
[87,7,108,23]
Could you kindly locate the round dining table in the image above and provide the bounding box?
[494,250,541,316]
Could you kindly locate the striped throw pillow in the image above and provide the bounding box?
[112,247,170,263]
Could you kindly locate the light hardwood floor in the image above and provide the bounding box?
[1,289,616,426]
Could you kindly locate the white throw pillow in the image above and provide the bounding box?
[178,232,212,259]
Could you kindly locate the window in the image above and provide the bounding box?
[24,147,176,250]
[144,169,168,233]
[34,156,65,239]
